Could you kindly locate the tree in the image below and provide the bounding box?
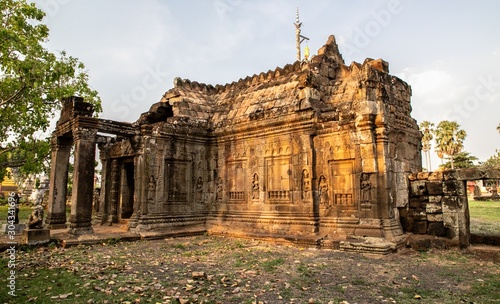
[482,150,500,169]
[0,0,101,181]
[419,121,434,171]
[441,151,478,169]
[434,121,467,169]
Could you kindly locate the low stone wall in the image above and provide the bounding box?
[400,168,500,248]
[399,171,469,247]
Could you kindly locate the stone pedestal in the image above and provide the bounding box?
[2,224,26,235]
[21,229,50,245]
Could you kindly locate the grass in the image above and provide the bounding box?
[0,205,32,225]
[0,205,71,226]
[469,198,500,236]
[1,236,499,304]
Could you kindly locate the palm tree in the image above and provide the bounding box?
[419,121,434,171]
[434,121,467,169]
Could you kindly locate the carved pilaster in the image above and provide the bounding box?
[108,159,119,224]
[46,135,72,229]
[68,127,97,235]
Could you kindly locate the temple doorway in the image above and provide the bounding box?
[119,160,135,220]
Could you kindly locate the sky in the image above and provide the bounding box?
[32,0,500,169]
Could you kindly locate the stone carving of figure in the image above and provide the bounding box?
[319,175,328,206]
[360,173,372,204]
[301,169,311,199]
[216,177,223,200]
[195,176,203,203]
[196,177,203,192]
[148,175,156,202]
[93,188,101,213]
[28,201,44,229]
[252,173,259,199]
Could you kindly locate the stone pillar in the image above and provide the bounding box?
[107,159,120,224]
[375,125,390,219]
[129,154,144,228]
[68,127,97,235]
[46,136,72,229]
[95,142,111,224]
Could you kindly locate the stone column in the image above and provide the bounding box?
[129,154,144,228]
[107,159,120,224]
[46,136,72,229]
[375,125,390,219]
[68,127,97,235]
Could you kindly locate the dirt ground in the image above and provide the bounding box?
[3,235,500,304]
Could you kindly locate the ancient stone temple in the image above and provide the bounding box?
[47,35,422,252]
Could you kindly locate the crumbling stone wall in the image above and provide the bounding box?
[400,168,500,248]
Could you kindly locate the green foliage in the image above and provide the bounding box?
[260,257,285,272]
[419,121,435,171]
[469,199,500,236]
[0,0,101,180]
[441,151,478,169]
[481,150,500,169]
[434,120,467,169]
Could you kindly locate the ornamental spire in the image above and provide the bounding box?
[294,8,309,61]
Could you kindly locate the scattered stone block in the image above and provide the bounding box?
[21,228,50,245]
[2,224,26,235]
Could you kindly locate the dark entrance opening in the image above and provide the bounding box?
[120,161,135,219]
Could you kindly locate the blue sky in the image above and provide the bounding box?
[34,0,500,168]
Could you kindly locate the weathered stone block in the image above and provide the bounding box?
[21,229,50,245]
[398,208,414,232]
[428,195,442,203]
[455,168,485,180]
[426,181,443,195]
[416,172,429,180]
[427,171,443,181]
[410,181,427,197]
[411,209,427,221]
[443,180,465,196]
[442,212,458,228]
[409,198,426,209]
[408,173,417,181]
[442,196,459,210]
[442,170,457,181]
[427,213,443,222]
[426,202,442,214]
[413,221,428,234]
[2,224,26,235]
